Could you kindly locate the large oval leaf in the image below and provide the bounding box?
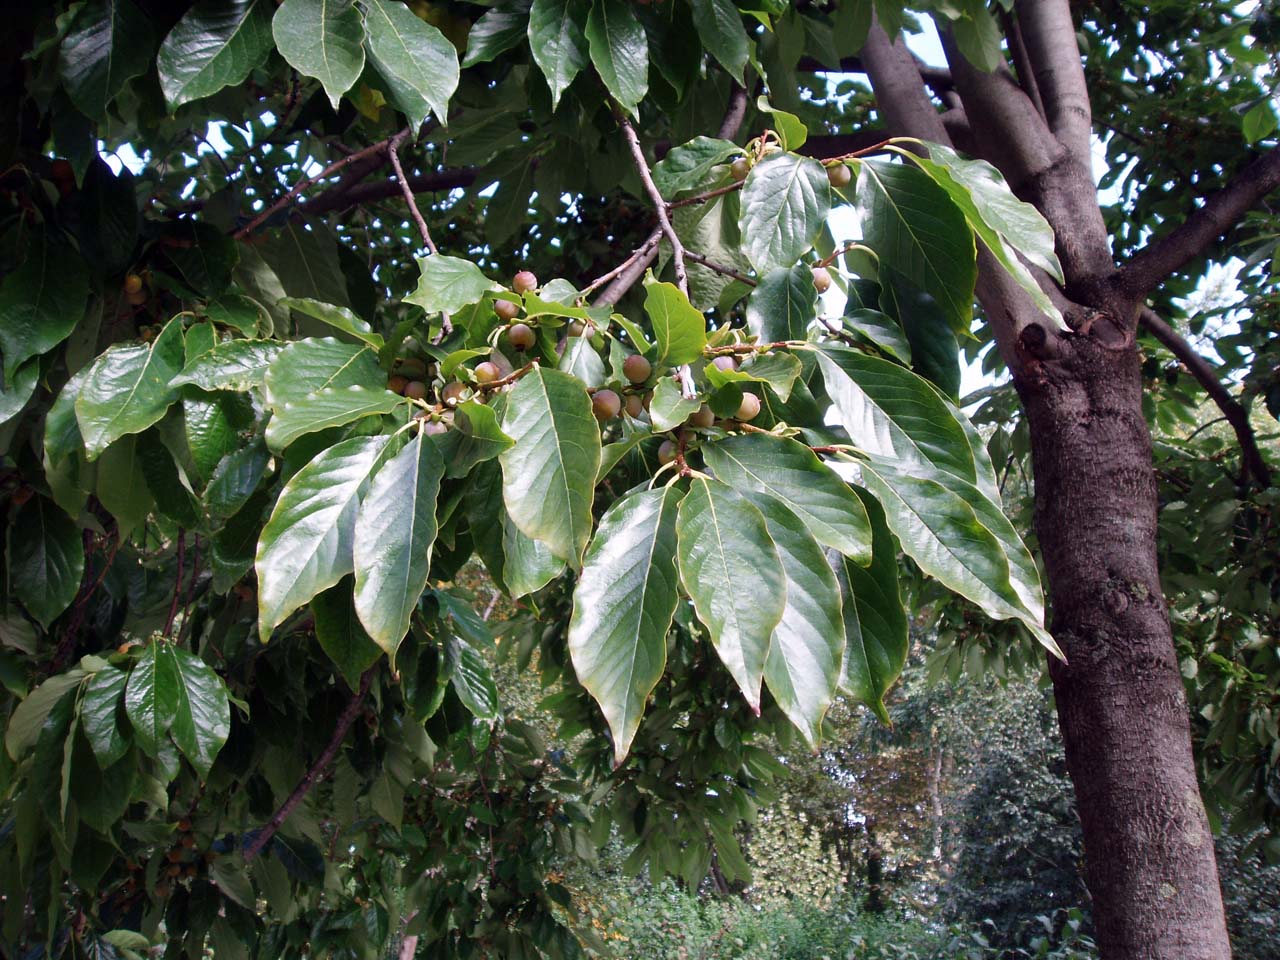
[0,230,90,380]
[265,385,406,452]
[157,0,275,109]
[263,337,384,410]
[8,496,85,629]
[739,153,830,273]
[585,0,648,114]
[168,646,231,777]
[363,0,459,127]
[747,493,843,748]
[255,435,390,641]
[675,478,785,711]
[644,276,707,367]
[702,432,872,563]
[528,0,590,110]
[353,434,444,661]
[568,485,683,763]
[59,0,155,120]
[124,643,181,759]
[745,264,817,343]
[171,339,287,393]
[271,0,365,110]
[499,367,601,565]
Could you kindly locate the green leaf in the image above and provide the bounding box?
[745,264,817,342]
[747,494,842,748]
[690,0,750,84]
[739,153,831,273]
[568,485,683,763]
[157,0,275,109]
[702,432,872,563]
[59,0,156,119]
[44,367,92,468]
[256,435,390,641]
[675,478,785,711]
[0,361,38,428]
[168,646,231,776]
[528,0,590,110]
[271,0,365,111]
[652,136,740,198]
[124,644,181,759]
[647,376,698,432]
[843,308,912,365]
[447,639,499,721]
[644,276,707,366]
[949,0,1003,72]
[263,337,384,409]
[363,0,459,126]
[558,336,607,388]
[585,0,648,114]
[463,4,529,67]
[1243,99,1279,144]
[5,669,87,761]
[265,385,405,452]
[467,459,563,597]
[137,431,202,528]
[159,221,239,296]
[856,159,977,334]
[353,435,444,661]
[185,391,251,483]
[0,229,90,380]
[9,496,85,629]
[406,256,501,316]
[278,298,383,349]
[908,143,1064,326]
[704,351,803,402]
[833,488,907,723]
[499,367,601,565]
[80,667,131,768]
[755,96,808,151]
[878,267,960,399]
[313,579,382,688]
[171,339,287,392]
[75,318,185,459]
[95,436,153,539]
[445,399,515,478]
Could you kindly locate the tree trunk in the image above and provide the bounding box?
[1015,333,1231,959]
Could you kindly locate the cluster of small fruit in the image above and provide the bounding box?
[142,817,207,899]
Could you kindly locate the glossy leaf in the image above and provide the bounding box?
[832,488,908,723]
[499,367,601,565]
[95,436,153,539]
[585,0,649,115]
[363,0,459,127]
[263,337,384,409]
[702,432,872,563]
[652,136,740,198]
[59,0,155,119]
[265,385,405,451]
[878,267,960,399]
[748,493,843,748]
[406,256,501,316]
[4,668,88,761]
[568,485,683,762]
[689,0,749,83]
[353,435,444,660]
[447,639,499,721]
[446,399,515,478]
[75,318,184,459]
[463,4,529,67]
[168,646,231,776]
[124,644,180,759]
[271,0,365,110]
[278,298,383,349]
[739,153,830,273]
[0,361,38,428]
[528,0,590,110]
[9,497,84,629]
[157,0,274,108]
[313,579,382,688]
[856,159,977,334]
[745,264,817,343]
[644,276,707,366]
[171,339,287,393]
[675,478,785,711]
[80,668,130,768]
[255,435,390,641]
[647,376,698,432]
[0,230,90,380]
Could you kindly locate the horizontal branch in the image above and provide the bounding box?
[304,167,479,215]
[1140,307,1271,487]
[1115,149,1280,300]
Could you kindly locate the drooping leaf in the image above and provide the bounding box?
[447,639,499,721]
[406,256,501,316]
[558,336,607,388]
[878,266,961,399]
[568,485,683,763]
[255,435,390,641]
[0,230,91,380]
[124,643,181,759]
[80,667,131,769]
[278,298,383,349]
[747,493,843,748]
[739,153,830,273]
[157,0,275,109]
[75,318,185,459]
[59,0,156,119]
[445,399,515,478]
[4,669,87,761]
[644,276,707,366]
[745,264,817,343]
[499,367,601,565]
[832,488,908,723]
[9,496,85,629]
[265,385,405,451]
[856,159,977,334]
[528,0,590,110]
[312,579,382,688]
[95,436,153,539]
[0,361,38,428]
[463,4,530,67]
[353,434,444,661]
[168,646,231,777]
[675,478,785,711]
[702,432,872,563]
[271,0,365,110]
[363,0,459,126]
[584,0,648,115]
[689,0,750,83]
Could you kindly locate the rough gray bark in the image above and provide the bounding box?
[858,5,1242,956]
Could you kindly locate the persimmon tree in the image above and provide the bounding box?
[0,1,1275,958]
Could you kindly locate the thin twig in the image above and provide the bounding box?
[476,361,535,392]
[233,129,409,239]
[683,250,757,286]
[668,181,744,210]
[583,227,663,300]
[164,532,186,639]
[387,132,438,255]
[618,114,689,297]
[244,666,377,860]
